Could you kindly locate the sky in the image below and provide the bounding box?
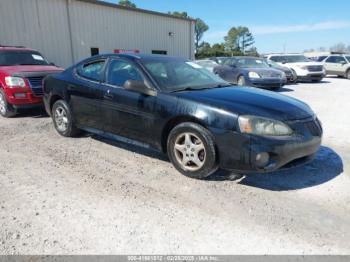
[106,0,350,53]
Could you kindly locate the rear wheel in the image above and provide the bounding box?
[167,122,218,179]
[52,100,80,137]
[346,70,350,80]
[0,89,16,118]
[237,76,246,86]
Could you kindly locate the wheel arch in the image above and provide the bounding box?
[49,94,64,113]
[161,115,209,153]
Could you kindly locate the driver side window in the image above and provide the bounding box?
[106,59,144,87]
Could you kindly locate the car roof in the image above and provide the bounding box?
[0,46,36,52]
[91,53,187,62]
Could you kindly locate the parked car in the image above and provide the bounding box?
[265,59,297,83]
[194,59,218,72]
[213,56,287,90]
[265,54,325,82]
[43,54,322,179]
[322,54,350,79]
[209,57,230,65]
[0,46,62,117]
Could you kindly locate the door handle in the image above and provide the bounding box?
[104,90,113,100]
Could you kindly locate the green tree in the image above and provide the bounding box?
[119,0,136,8]
[194,18,209,53]
[224,26,254,54]
[168,11,209,53]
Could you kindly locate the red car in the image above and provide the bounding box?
[0,46,62,117]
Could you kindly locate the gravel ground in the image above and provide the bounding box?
[0,77,349,255]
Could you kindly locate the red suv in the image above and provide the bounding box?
[0,46,63,117]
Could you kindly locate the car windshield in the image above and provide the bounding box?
[225,57,270,68]
[141,59,229,92]
[0,51,49,66]
[271,55,311,63]
[266,59,280,67]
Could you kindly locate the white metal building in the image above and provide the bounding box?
[0,0,195,67]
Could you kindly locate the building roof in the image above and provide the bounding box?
[77,0,196,22]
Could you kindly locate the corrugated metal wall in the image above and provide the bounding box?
[0,0,194,68]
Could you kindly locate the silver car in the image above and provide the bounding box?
[323,54,350,79]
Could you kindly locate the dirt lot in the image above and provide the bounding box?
[0,77,350,254]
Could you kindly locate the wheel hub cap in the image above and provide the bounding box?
[54,106,68,132]
[174,132,206,171]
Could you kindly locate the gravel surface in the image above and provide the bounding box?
[0,77,349,254]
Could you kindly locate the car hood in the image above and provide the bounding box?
[175,86,314,121]
[0,65,63,75]
[241,67,284,78]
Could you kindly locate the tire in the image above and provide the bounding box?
[346,70,350,80]
[237,76,246,86]
[52,100,80,137]
[0,89,17,118]
[167,122,218,179]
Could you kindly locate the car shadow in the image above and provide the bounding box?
[15,107,48,118]
[207,146,343,191]
[277,87,294,92]
[91,134,168,162]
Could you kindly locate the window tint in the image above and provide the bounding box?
[106,59,144,86]
[269,56,283,62]
[78,60,105,81]
[316,56,327,62]
[326,56,346,63]
[0,51,49,66]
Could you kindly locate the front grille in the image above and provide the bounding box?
[27,76,44,96]
[307,65,323,72]
[260,71,281,78]
[304,119,322,136]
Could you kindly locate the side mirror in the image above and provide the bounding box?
[49,62,56,66]
[124,80,157,96]
[340,61,347,65]
[281,61,287,64]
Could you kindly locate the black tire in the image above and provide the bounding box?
[346,70,350,80]
[167,122,218,179]
[237,75,246,86]
[0,89,17,118]
[52,100,80,137]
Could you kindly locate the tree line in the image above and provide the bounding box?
[118,0,258,58]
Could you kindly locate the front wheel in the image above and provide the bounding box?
[0,89,16,118]
[167,122,218,179]
[52,100,80,137]
[346,70,350,80]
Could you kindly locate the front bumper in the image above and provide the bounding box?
[4,87,43,106]
[249,78,286,89]
[214,117,322,173]
[297,72,325,81]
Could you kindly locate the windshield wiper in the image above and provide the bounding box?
[171,83,231,93]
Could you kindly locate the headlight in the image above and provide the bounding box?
[280,72,286,79]
[5,76,26,88]
[248,71,261,79]
[238,115,293,136]
[296,65,307,70]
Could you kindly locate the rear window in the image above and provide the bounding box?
[0,51,49,66]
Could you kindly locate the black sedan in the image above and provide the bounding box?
[214,56,287,90]
[43,54,322,179]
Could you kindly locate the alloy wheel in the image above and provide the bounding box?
[54,106,69,132]
[173,132,206,171]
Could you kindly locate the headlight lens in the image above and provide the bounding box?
[248,71,261,79]
[238,115,293,136]
[296,65,307,70]
[5,76,26,88]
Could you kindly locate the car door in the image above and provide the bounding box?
[334,56,348,75]
[100,58,157,145]
[69,59,106,130]
[324,56,340,75]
